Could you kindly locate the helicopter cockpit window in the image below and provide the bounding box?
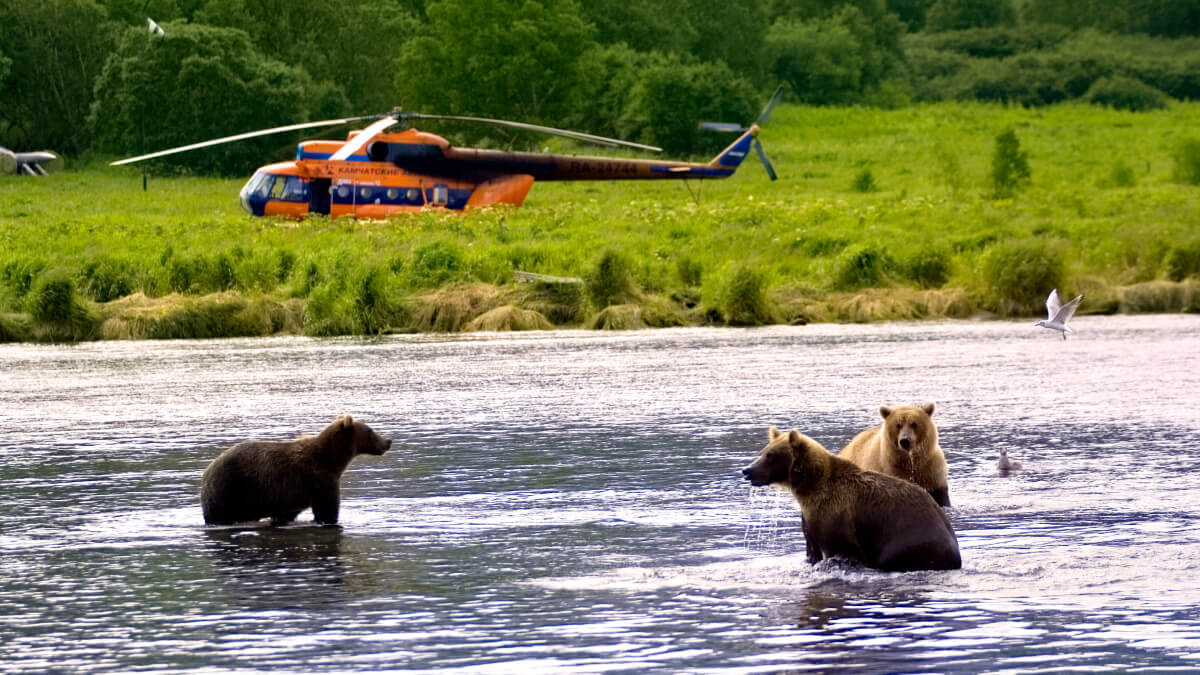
[275,176,308,202]
[246,172,275,199]
[269,177,287,200]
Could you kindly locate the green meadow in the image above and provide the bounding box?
[2,102,1199,342]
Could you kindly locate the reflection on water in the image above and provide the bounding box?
[1,315,1199,672]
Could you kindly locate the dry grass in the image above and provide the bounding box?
[466,305,553,332]
[1119,280,1200,313]
[406,283,506,332]
[99,292,303,339]
[588,304,648,330]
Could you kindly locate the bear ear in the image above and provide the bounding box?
[339,414,354,429]
[922,402,936,416]
[879,405,893,420]
[787,429,806,451]
[768,425,781,441]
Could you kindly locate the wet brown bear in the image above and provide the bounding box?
[199,415,391,526]
[742,426,961,572]
[838,402,950,507]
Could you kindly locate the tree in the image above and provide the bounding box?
[88,22,314,174]
[991,128,1030,198]
[194,0,419,113]
[925,0,1016,31]
[395,0,596,130]
[0,0,119,153]
[620,57,759,156]
[766,5,905,104]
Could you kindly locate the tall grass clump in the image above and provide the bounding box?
[407,240,467,288]
[852,169,877,193]
[991,128,1031,198]
[832,245,896,291]
[24,270,99,341]
[585,250,639,309]
[1166,242,1200,281]
[905,246,952,288]
[1172,138,1200,185]
[718,264,776,326]
[78,256,144,302]
[981,239,1065,316]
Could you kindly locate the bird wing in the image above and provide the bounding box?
[1054,294,1084,323]
[1045,288,1062,319]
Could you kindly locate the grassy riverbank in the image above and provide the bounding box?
[2,102,1200,341]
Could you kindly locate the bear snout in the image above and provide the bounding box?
[899,437,912,451]
[741,465,769,486]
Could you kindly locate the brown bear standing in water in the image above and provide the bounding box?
[742,427,961,572]
[838,403,951,507]
[199,415,391,526]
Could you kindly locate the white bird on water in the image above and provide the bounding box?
[1035,288,1083,339]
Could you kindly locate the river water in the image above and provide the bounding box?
[1,315,1198,673]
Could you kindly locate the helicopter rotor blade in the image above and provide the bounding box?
[753,138,777,181]
[697,122,747,133]
[109,115,379,166]
[405,113,662,153]
[328,116,399,161]
[755,85,785,127]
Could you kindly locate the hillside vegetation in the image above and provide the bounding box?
[2,102,1199,341]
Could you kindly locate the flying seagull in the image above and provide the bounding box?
[1035,288,1083,339]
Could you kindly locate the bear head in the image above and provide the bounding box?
[879,402,937,454]
[741,426,832,492]
[332,414,392,456]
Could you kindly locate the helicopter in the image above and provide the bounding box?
[111,87,782,218]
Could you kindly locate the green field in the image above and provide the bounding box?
[2,102,1199,341]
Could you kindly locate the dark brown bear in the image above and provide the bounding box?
[742,426,961,572]
[200,415,391,526]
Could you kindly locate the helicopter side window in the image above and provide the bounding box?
[269,178,287,200]
[406,188,422,205]
[335,185,351,201]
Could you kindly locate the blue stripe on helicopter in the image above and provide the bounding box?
[650,166,735,177]
[296,149,371,161]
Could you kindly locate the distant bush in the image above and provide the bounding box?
[585,250,639,308]
[991,128,1031,198]
[906,247,953,288]
[1108,160,1136,187]
[982,239,1065,316]
[925,0,1017,32]
[832,245,896,291]
[1166,242,1200,281]
[1172,138,1200,185]
[1081,76,1169,111]
[851,169,877,192]
[720,264,776,326]
[905,26,1071,59]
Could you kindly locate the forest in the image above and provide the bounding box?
[3,0,1200,171]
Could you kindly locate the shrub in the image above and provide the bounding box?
[1109,160,1136,187]
[832,245,896,291]
[1172,138,1200,185]
[991,128,1031,198]
[1081,76,1169,111]
[720,264,776,326]
[585,250,638,308]
[981,239,1065,316]
[852,168,877,192]
[1166,242,1200,281]
[906,247,953,288]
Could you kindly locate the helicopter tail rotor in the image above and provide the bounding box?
[698,85,784,181]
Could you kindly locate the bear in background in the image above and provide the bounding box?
[742,426,961,572]
[200,415,391,526]
[839,402,951,507]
